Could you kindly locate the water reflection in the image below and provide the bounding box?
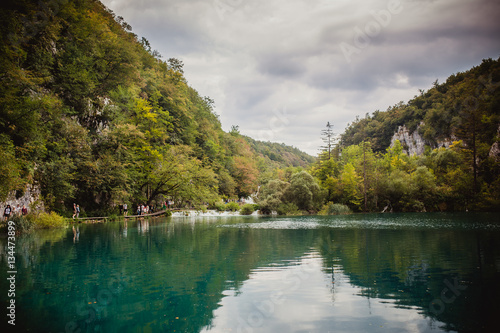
[72,225,80,243]
[0,213,498,332]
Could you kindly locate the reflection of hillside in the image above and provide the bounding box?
[315,228,500,332]
[0,218,316,332]
[2,217,499,332]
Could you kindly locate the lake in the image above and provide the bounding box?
[1,213,499,332]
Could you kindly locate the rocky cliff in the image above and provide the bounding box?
[390,123,455,156]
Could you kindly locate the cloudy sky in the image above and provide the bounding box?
[100,0,500,155]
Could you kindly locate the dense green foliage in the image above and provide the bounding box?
[310,137,499,212]
[239,203,256,215]
[341,58,500,153]
[257,170,324,214]
[0,0,312,215]
[243,135,315,168]
[310,59,500,212]
[320,202,352,215]
[0,211,66,233]
[1,1,498,216]
[257,59,499,213]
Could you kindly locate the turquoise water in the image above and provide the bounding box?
[1,213,499,332]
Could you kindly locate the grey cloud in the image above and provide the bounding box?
[101,0,500,155]
[256,54,307,78]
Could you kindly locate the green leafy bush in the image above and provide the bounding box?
[30,212,67,228]
[214,202,226,212]
[321,202,352,215]
[225,202,240,212]
[276,202,300,215]
[239,204,255,215]
[10,215,35,233]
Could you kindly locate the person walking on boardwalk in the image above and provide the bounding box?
[76,204,80,218]
[3,205,12,221]
[72,203,77,219]
[123,203,128,216]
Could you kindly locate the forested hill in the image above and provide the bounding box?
[243,135,315,168]
[0,0,312,213]
[340,58,500,154]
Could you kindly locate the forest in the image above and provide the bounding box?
[0,0,313,217]
[258,58,499,214]
[1,0,498,218]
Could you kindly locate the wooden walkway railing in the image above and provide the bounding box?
[124,210,169,219]
[71,209,170,222]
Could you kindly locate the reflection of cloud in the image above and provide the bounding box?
[101,0,500,155]
[201,252,447,332]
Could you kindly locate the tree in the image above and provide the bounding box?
[0,135,23,201]
[142,146,217,206]
[410,166,437,211]
[257,179,290,214]
[320,122,335,160]
[168,57,184,74]
[310,155,341,202]
[340,163,362,210]
[285,171,324,212]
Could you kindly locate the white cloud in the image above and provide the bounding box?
[101,0,500,155]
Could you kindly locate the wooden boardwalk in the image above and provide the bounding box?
[124,210,169,219]
[71,209,170,222]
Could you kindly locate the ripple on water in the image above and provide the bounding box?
[218,213,500,231]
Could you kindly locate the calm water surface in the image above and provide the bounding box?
[1,213,499,332]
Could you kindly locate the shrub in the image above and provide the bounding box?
[30,212,67,228]
[276,202,300,216]
[214,202,226,212]
[240,204,255,215]
[225,202,240,212]
[321,202,352,215]
[10,215,35,233]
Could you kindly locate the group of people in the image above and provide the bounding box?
[3,204,29,221]
[136,204,154,216]
[72,203,81,219]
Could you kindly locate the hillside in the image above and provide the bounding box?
[340,58,500,154]
[243,135,315,168]
[0,0,312,214]
[306,58,499,212]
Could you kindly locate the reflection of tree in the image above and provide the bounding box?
[1,216,499,332]
[0,218,315,332]
[314,220,500,332]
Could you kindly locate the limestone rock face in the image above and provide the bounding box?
[489,124,500,162]
[390,125,426,156]
[390,122,499,159]
[1,184,44,214]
